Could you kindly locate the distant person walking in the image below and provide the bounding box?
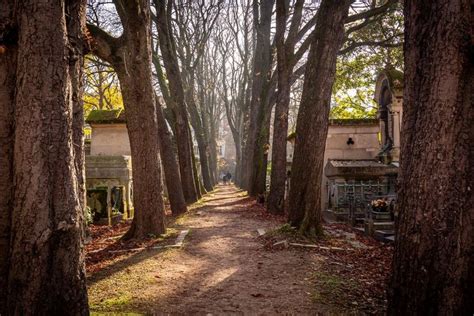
[225,172,232,185]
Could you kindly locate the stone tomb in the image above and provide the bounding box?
[85,109,133,225]
[322,67,404,241]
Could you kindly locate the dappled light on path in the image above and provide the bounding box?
[87,185,326,314]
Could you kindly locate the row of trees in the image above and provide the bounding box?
[86,0,229,239]
[221,0,401,229]
[220,0,473,313]
[0,0,471,314]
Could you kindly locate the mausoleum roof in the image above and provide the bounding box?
[86,109,126,124]
[328,118,378,126]
[374,66,404,103]
[325,159,398,178]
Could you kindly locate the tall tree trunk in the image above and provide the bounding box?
[88,0,167,238]
[186,84,213,192]
[244,0,274,194]
[7,1,89,313]
[155,97,187,215]
[191,140,204,199]
[267,0,290,214]
[288,0,351,235]
[0,1,16,310]
[154,0,199,204]
[113,0,166,239]
[267,0,304,214]
[208,112,219,185]
[389,1,474,314]
[152,52,188,214]
[69,3,89,296]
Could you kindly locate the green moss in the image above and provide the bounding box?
[265,223,298,238]
[86,109,126,124]
[328,118,378,126]
[384,66,404,89]
[102,294,132,307]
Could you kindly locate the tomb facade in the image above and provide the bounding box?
[85,109,133,225]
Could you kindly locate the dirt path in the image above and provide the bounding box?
[88,185,329,314]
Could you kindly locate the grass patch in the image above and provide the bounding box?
[264,223,320,244]
[312,271,360,311]
[88,248,176,313]
[265,223,298,237]
[102,294,132,307]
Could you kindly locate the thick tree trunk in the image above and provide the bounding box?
[113,0,166,239]
[7,1,89,313]
[245,0,274,194]
[288,0,350,235]
[155,0,199,204]
[389,1,474,314]
[0,2,16,310]
[267,0,290,214]
[155,98,187,215]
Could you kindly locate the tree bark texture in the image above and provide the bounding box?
[250,101,273,196]
[6,1,89,313]
[389,1,474,314]
[155,97,187,215]
[154,0,199,204]
[288,0,351,235]
[69,0,88,248]
[0,1,16,310]
[112,0,166,239]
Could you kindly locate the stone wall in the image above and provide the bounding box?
[90,124,131,156]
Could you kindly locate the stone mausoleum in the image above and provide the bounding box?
[324,67,403,222]
[287,67,403,237]
[85,109,133,225]
[322,67,403,242]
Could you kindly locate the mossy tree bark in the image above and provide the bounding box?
[389,0,474,314]
[288,0,351,235]
[5,1,89,313]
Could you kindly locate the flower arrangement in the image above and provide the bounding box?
[371,199,388,212]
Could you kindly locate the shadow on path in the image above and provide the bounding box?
[87,185,329,314]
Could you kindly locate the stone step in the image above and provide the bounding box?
[372,213,393,220]
[372,221,395,230]
[374,229,395,242]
